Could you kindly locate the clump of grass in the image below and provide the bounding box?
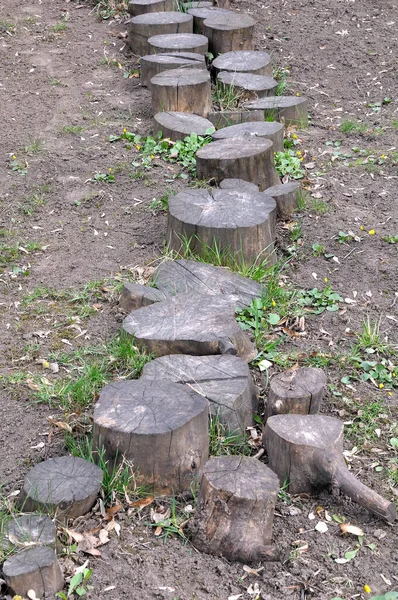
[355,316,392,355]
[52,21,68,33]
[209,413,252,457]
[212,80,245,111]
[24,140,43,154]
[0,241,43,269]
[340,120,369,135]
[92,0,128,20]
[61,125,86,135]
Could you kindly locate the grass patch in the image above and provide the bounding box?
[212,80,245,111]
[19,184,50,216]
[61,125,86,135]
[274,149,305,179]
[209,414,252,456]
[0,241,43,270]
[92,0,128,19]
[340,120,369,135]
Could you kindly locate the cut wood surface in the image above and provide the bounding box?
[129,11,193,56]
[153,258,263,309]
[93,379,209,494]
[167,188,277,265]
[20,456,103,519]
[140,52,205,87]
[187,6,233,34]
[212,50,272,76]
[2,515,57,552]
[153,111,214,141]
[148,32,209,55]
[142,354,258,432]
[207,109,264,128]
[244,96,309,127]
[264,181,300,219]
[123,292,257,362]
[266,366,326,420]
[120,282,167,312]
[191,456,280,562]
[217,71,278,99]
[3,546,64,597]
[265,414,396,522]
[151,67,211,116]
[196,137,280,190]
[203,13,255,55]
[219,178,259,193]
[212,120,284,153]
[128,0,174,17]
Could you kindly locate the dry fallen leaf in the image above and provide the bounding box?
[129,496,154,509]
[340,523,364,537]
[315,521,328,533]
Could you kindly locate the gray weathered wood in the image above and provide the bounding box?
[207,109,264,128]
[142,354,258,432]
[2,515,57,553]
[3,547,64,597]
[129,11,193,56]
[183,0,213,8]
[217,71,278,99]
[140,52,205,87]
[123,292,257,362]
[213,0,230,6]
[20,457,103,519]
[264,181,301,219]
[187,6,232,34]
[120,282,167,312]
[151,68,211,116]
[153,111,214,140]
[154,258,264,309]
[203,13,255,55]
[219,178,259,193]
[128,0,174,17]
[244,96,309,128]
[212,50,272,77]
[93,379,209,494]
[212,121,284,153]
[196,137,280,190]
[191,456,280,562]
[265,415,396,522]
[266,367,326,420]
[148,32,209,55]
[167,188,277,265]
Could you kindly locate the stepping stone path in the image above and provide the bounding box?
[129,11,193,56]
[212,50,273,76]
[140,51,205,87]
[151,68,211,116]
[153,111,214,140]
[266,366,326,420]
[203,13,255,55]
[217,71,278,99]
[128,0,174,17]
[212,120,284,153]
[120,282,167,311]
[244,95,309,127]
[2,514,57,553]
[3,546,64,597]
[265,181,301,219]
[188,6,233,34]
[148,32,209,54]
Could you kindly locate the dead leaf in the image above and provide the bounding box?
[47,416,72,433]
[98,529,110,545]
[64,528,84,543]
[129,496,154,509]
[315,521,328,533]
[243,565,264,576]
[154,525,163,536]
[106,503,122,518]
[340,523,364,537]
[26,379,40,391]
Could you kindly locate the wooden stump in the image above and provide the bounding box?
[183,0,213,8]
[2,515,57,552]
[140,52,205,87]
[153,111,214,141]
[244,96,309,128]
[167,188,276,265]
[219,178,259,193]
[154,258,264,309]
[203,13,255,55]
[129,11,193,56]
[196,137,280,190]
[207,109,264,128]
[148,32,209,55]
[3,547,64,597]
[151,67,211,116]
[264,181,300,219]
[212,50,272,77]
[20,456,103,519]
[93,379,209,494]
[143,354,258,432]
[212,121,284,153]
[214,0,230,6]
[191,456,280,562]
[187,6,232,34]
[264,415,396,522]
[123,292,257,362]
[266,367,326,420]
[217,71,278,99]
[120,282,167,312]
[128,0,174,17]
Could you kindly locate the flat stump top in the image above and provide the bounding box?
[3,545,58,577]
[148,32,208,51]
[244,96,307,110]
[217,71,277,92]
[196,136,273,161]
[203,12,255,29]
[212,51,271,73]
[151,67,209,86]
[266,414,344,448]
[212,121,283,140]
[131,11,192,25]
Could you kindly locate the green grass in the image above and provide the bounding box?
[24,140,43,154]
[61,125,86,135]
[19,185,50,215]
[354,316,393,355]
[340,120,369,135]
[212,80,245,111]
[52,21,68,32]
[310,197,329,214]
[209,414,252,456]
[0,241,43,269]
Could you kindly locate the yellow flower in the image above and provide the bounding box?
[300,157,304,161]
[109,167,112,172]
[297,150,302,156]
[123,128,127,133]
[296,92,300,96]
[13,596,23,600]
[388,392,393,396]
[368,229,376,235]
[151,154,155,159]
[359,225,364,231]
[324,277,328,283]
[381,154,386,159]
[379,383,384,389]
[272,300,276,307]
[136,145,141,150]
[364,585,371,594]
[292,134,298,139]
[12,154,16,159]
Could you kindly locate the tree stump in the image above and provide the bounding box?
[93,379,209,494]
[264,181,301,219]
[219,178,259,193]
[123,292,257,362]
[187,6,232,34]
[183,0,213,8]
[214,0,230,6]
[207,109,264,128]
[203,13,255,56]
[212,50,272,77]
[153,111,214,141]
[217,71,278,99]
[264,415,396,522]
[128,0,174,17]
[143,354,258,432]
[244,96,309,128]
[140,52,205,87]
[212,121,284,153]
[2,515,57,553]
[129,11,193,56]
[196,137,280,190]
[20,456,103,519]
[3,547,64,597]
[148,32,209,55]
[167,188,276,265]
[191,456,280,563]
[120,282,167,312]
[266,367,326,420]
[151,68,211,116]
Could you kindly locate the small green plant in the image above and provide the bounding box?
[274,149,305,179]
[290,221,302,242]
[147,496,189,542]
[209,413,251,457]
[62,124,86,135]
[92,170,115,183]
[212,80,245,111]
[383,234,398,244]
[149,192,169,213]
[24,139,42,153]
[340,120,368,134]
[312,242,325,257]
[56,567,93,599]
[9,154,28,175]
[355,316,392,355]
[19,185,50,216]
[52,21,68,33]
[0,21,15,32]
[296,285,343,314]
[92,0,127,19]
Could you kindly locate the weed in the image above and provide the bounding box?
[56,567,93,599]
[344,398,386,443]
[296,285,343,314]
[24,140,42,154]
[147,496,189,542]
[212,80,245,111]
[278,478,291,504]
[274,149,305,179]
[296,189,308,211]
[310,198,329,214]
[92,0,128,20]
[355,316,392,355]
[92,170,115,183]
[149,192,169,214]
[383,234,398,244]
[290,221,302,242]
[0,241,43,269]
[50,77,67,86]
[19,185,49,216]
[52,21,68,33]
[312,242,325,257]
[61,125,86,135]
[340,120,368,135]
[0,21,15,32]
[209,414,252,456]
[392,119,398,129]
[9,154,28,175]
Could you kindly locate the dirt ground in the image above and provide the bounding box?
[0,0,397,598]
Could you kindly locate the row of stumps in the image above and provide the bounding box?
[1,0,395,597]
